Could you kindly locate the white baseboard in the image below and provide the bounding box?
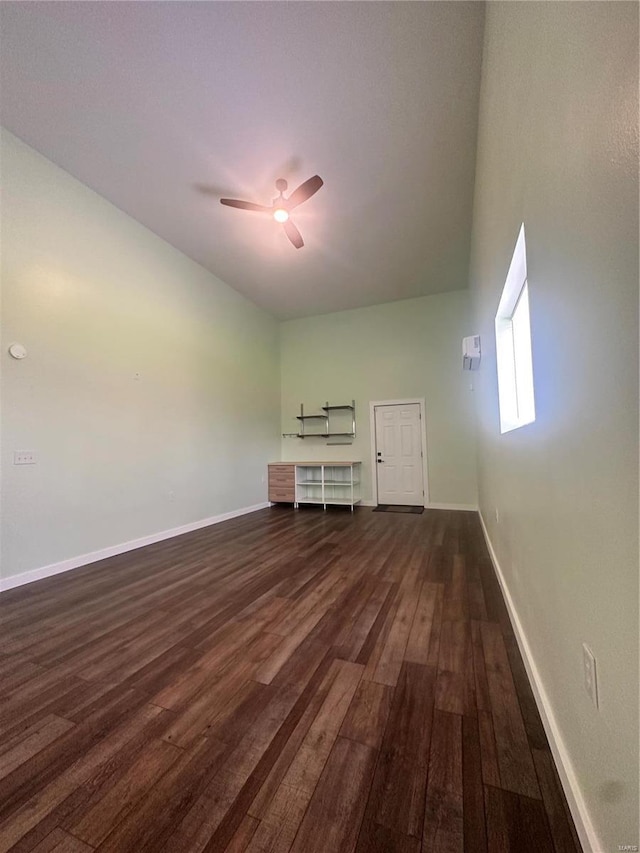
[427,501,477,511]
[477,510,600,853]
[360,500,478,511]
[0,502,271,593]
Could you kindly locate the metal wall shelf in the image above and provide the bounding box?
[291,401,356,439]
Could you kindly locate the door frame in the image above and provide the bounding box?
[369,398,430,507]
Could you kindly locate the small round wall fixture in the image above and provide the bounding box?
[8,343,27,360]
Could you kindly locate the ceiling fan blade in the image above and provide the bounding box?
[220,198,271,213]
[286,175,323,209]
[283,219,304,249]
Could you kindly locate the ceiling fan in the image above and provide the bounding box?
[220,175,323,249]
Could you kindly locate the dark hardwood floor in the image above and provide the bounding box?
[0,506,581,852]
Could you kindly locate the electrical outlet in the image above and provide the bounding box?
[582,643,599,709]
[495,507,500,523]
[13,451,37,465]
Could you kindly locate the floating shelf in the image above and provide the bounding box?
[296,433,355,439]
[291,401,356,439]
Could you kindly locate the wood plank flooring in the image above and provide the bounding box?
[0,507,582,852]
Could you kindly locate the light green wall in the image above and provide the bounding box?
[1,131,477,587]
[469,3,638,849]
[279,291,478,508]
[1,130,280,582]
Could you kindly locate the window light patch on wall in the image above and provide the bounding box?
[495,224,536,433]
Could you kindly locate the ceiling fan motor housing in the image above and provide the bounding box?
[220,174,323,248]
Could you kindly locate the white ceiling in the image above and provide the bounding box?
[0,2,485,320]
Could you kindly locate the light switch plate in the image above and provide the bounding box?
[13,451,37,465]
[582,643,599,709]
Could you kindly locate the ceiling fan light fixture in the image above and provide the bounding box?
[220,175,322,248]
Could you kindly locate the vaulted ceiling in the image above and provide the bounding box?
[0,2,485,319]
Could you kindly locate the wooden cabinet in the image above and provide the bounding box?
[268,461,361,510]
[267,463,295,503]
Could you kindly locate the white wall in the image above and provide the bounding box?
[279,291,478,508]
[1,130,280,584]
[469,3,639,850]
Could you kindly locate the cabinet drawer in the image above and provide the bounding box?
[269,474,294,488]
[269,488,295,502]
[268,464,295,475]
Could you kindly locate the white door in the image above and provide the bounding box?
[374,404,424,505]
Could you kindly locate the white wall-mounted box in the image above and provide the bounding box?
[462,335,481,370]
